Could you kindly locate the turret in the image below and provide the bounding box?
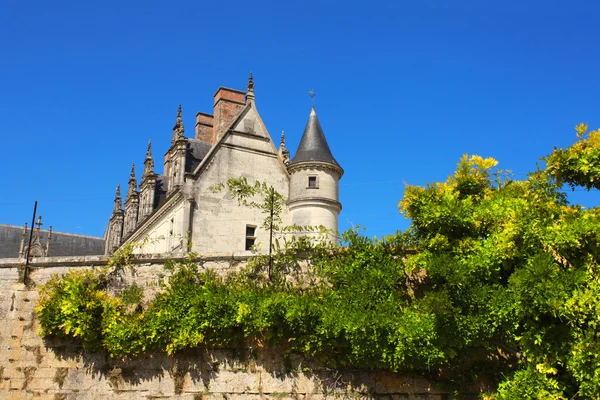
[287,106,343,241]
[123,164,139,237]
[139,140,157,220]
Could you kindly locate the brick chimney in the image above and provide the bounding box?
[213,87,246,140]
[195,112,215,143]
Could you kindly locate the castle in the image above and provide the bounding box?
[105,74,343,255]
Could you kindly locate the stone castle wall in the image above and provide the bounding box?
[0,254,457,400]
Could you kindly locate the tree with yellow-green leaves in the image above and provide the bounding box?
[545,123,600,190]
[36,124,600,398]
[399,124,600,398]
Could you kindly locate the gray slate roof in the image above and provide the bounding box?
[290,107,339,166]
[0,224,105,259]
[186,139,213,173]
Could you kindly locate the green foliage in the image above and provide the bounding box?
[35,126,600,398]
[36,269,110,349]
[545,123,600,190]
[119,283,143,306]
[398,149,600,398]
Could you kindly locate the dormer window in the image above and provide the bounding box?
[308,176,318,189]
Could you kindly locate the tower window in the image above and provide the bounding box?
[308,176,318,189]
[245,225,256,250]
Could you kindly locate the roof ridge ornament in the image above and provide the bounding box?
[172,105,185,143]
[246,72,255,103]
[279,129,290,165]
[143,140,155,179]
[114,185,122,213]
[126,163,138,201]
[308,89,316,105]
[247,72,254,93]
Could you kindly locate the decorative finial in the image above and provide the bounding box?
[246,72,255,104]
[172,105,185,142]
[36,216,43,230]
[126,163,138,201]
[278,129,290,164]
[247,72,254,93]
[114,185,122,213]
[308,89,316,105]
[143,140,155,178]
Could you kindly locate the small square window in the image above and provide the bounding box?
[308,176,318,189]
[245,225,256,250]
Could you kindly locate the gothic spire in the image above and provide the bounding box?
[113,185,122,213]
[172,104,185,143]
[126,163,138,201]
[143,140,155,179]
[278,129,290,164]
[246,72,255,103]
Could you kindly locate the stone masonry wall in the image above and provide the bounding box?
[0,254,459,400]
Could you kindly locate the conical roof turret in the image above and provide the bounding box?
[290,106,339,167]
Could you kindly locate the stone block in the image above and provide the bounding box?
[259,371,297,393]
[291,372,318,394]
[206,369,261,393]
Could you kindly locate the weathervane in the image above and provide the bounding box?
[308,89,316,105]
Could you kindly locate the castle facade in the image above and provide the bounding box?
[105,75,343,255]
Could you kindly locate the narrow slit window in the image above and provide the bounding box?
[245,225,256,251]
[308,176,318,189]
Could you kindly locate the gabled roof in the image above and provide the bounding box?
[290,106,339,166]
[189,100,290,179]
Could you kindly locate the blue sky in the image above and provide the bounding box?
[1,0,599,239]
